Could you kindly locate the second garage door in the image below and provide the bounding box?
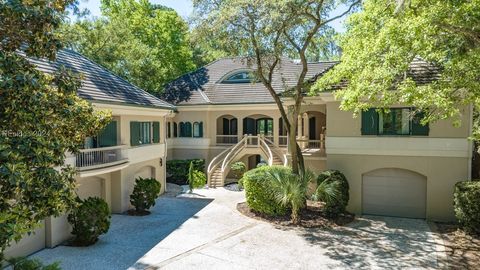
[362,168,427,219]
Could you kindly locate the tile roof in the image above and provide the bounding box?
[165,57,442,105]
[164,57,338,105]
[25,49,175,110]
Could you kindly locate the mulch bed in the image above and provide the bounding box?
[126,209,151,216]
[434,222,480,270]
[237,200,354,228]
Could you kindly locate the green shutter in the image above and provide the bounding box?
[130,121,141,146]
[223,118,230,135]
[412,111,429,136]
[186,122,192,137]
[199,122,203,137]
[152,121,160,143]
[361,108,379,135]
[179,122,185,137]
[173,122,178,137]
[98,121,117,147]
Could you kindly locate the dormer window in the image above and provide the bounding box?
[221,71,256,84]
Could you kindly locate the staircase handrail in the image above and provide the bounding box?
[264,137,288,166]
[221,135,249,172]
[259,136,274,166]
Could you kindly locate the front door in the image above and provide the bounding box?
[309,117,316,139]
[243,118,256,135]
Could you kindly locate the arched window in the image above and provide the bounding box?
[179,122,185,137]
[221,71,256,84]
[167,122,171,138]
[173,122,178,137]
[185,122,192,137]
[193,122,203,138]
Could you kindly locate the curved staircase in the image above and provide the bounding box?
[207,135,287,188]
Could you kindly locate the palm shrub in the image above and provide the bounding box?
[454,180,480,234]
[130,177,161,214]
[242,166,289,216]
[268,168,314,224]
[67,197,110,246]
[187,162,207,193]
[312,170,349,216]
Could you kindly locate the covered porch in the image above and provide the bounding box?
[215,109,326,154]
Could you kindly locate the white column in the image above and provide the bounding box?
[274,117,280,146]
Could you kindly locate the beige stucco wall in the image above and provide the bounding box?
[326,101,470,138]
[327,154,469,221]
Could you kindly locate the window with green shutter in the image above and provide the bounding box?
[185,122,192,137]
[361,108,379,135]
[152,121,160,143]
[199,122,203,137]
[130,121,141,146]
[411,111,430,136]
[173,122,178,137]
[361,108,429,136]
[193,122,203,138]
[98,121,117,147]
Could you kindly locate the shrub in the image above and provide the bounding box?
[242,166,289,216]
[67,197,110,246]
[231,161,247,179]
[6,257,61,270]
[454,181,480,234]
[166,159,205,185]
[130,177,161,213]
[313,170,349,216]
[269,168,314,224]
[187,162,206,192]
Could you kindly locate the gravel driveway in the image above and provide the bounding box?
[31,187,444,270]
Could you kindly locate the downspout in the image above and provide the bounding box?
[468,104,474,180]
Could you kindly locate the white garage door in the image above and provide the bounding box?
[363,168,426,219]
[77,177,103,199]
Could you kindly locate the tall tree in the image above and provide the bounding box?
[0,0,110,260]
[64,0,196,97]
[192,0,360,174]
[313,0,480,136]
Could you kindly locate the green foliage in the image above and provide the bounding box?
[242,166,289,216]
[231,161,247,179]
[0,0,110,260]
[313,170,349,216]
[63,0,196,100]
[130,177,161,212]
[166,159,205,185]
[6,257,61,270]
[313,0,480,137]
[187,162,207,193]
[268,168,314,224]
[454,181,480,234]
[67,197,111,246]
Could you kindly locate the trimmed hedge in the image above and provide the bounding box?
[317,170,349,216]
[242,166,289,216]
[166,159,205,185]
[130,177,161,213]
[68,197,111,246]
[454,181,480,234]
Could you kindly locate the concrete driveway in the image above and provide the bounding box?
[32,187,444,270]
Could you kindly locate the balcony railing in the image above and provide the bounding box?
[216,135,239,145]
[75,145,128,171]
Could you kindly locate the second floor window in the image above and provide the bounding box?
[130,121,160,146]
[361,108,429,136]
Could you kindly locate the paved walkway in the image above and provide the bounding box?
[32,187,444,270]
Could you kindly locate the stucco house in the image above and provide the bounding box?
[5,50,175,258]
[164,57,472,222]
[5,53,472,259]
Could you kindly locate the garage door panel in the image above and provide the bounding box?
[363,169,426,219]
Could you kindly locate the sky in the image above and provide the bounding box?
[72,0,348,32]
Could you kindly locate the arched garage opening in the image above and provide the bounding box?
[362,168,427,219]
